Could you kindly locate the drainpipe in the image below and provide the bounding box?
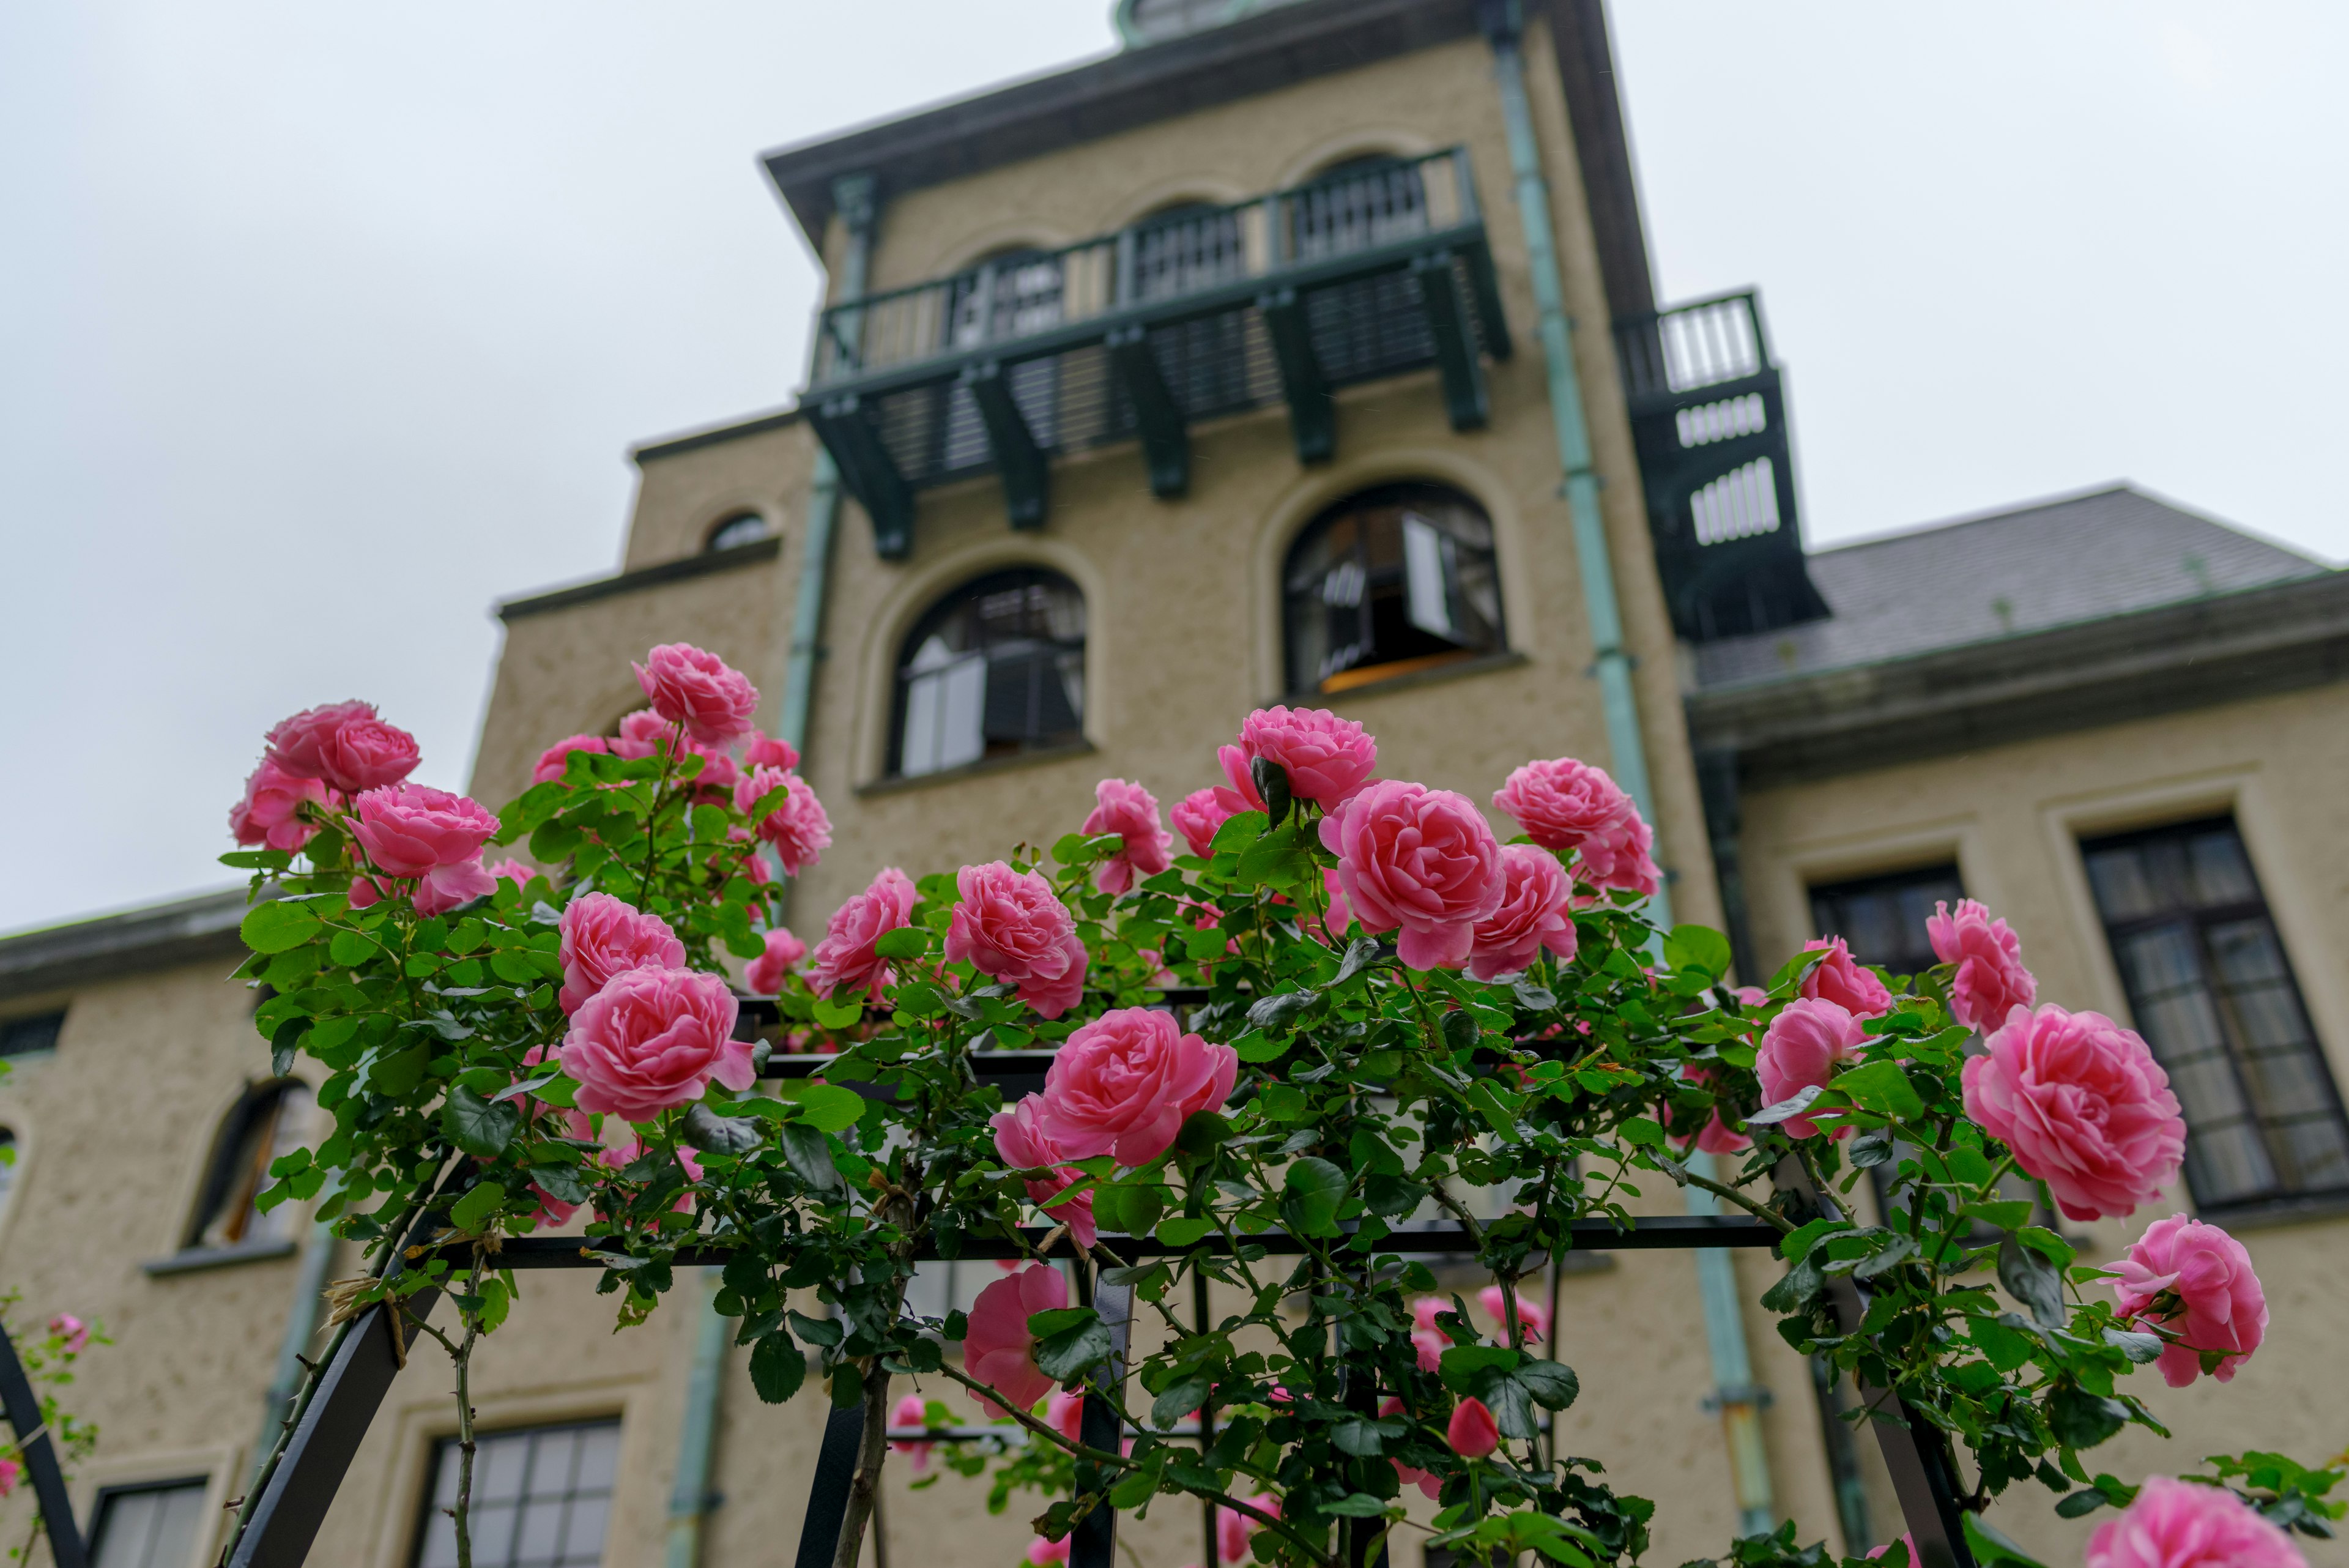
[1481,2,1776,1537]
[250,1219,336,1487]
[666,169,883,1568]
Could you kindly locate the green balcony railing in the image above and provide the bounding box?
[807,147,1510,557]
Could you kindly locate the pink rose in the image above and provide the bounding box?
[1045,1387,1085,1443]
[809,867,919,1001]
[527,1184,579,1232]
[685,739,741,797]
[1217,706,1377,812]
[47,1313,90,1354]
[610,710,676,760]
[1038,1007,1236,1167]
[1962,1005,2186,1221]
[1800,937,1892,1019]
[2086,1476,2304,1568]
[1218,1495,1279,1563]
[745,730,800,771]
[1927,899,2036,1031]
[409,857,499,917]
[597,1138,706,1216]
[1666,1062,1751,1156]
[1866,1536,1917,1564]
[1027,1537,1072,1568]
[634,642,759,746]
[965,1264,1069,1418]
[1319,781,1504,970]
[945,862,1089,1019]
[350,786,500,908]
[0,1458,18,1499]
[557,893,687,1016]
[1755,998,1869,1139]
[889,1392,934,1474]
[1080,778,1174,894]
[1491,757,1659,896]
[265,700,420,793]
[1316,866,1353,944]
[229,759,332,853]
[2111,1214,2267,1387]
[485,858,533,892]
[992,1096,1099,1246]
[1477,1285,1549,1345]
[1447,1397,1499,1458]
[745,927,807,997]
[1466,845,1578,981]
[557,965,748,1121]
[532,734,609,785]
[1171,788,1237,858]
[734,767,831,876]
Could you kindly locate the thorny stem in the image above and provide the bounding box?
[407,1290,484,1568]
[1666,1164,1796,1235]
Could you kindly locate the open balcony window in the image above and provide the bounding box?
[1283,483,1503,695]
[892,568,1086,778]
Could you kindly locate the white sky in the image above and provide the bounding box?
[3,1,2343,934]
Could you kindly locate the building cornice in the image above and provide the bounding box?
[1688,572,2349,788]
[496,535,782,623]
[0,889,249,1003]
[630,404,806,464]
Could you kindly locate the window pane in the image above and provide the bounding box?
[93,1480,209,1568]
[893,570,1085,776]
[1283,485,1505,694]
[0,1011,64,1059]
[415,1421,619,1568]
[1806,864,1963,980]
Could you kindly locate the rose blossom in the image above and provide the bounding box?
[1466,845,1578,980]
[1756,998,1869,1139]
[744,730,800,771]
[1666,1062,1751,1156]
[2112,1214,2268,1387]
[485,858,533,892]
[745,927,807,997]
[1080,778,1174,894]
[889,1392,935,1474]
[1477,1284,1549,1345]
[409,858,499,917]
[1865,1536,1918,1564]
[946,861,1089,1019]
[1319,781,1504,970]
[965,1264,1069,1418]
[557,965,748,1121]
[265,700,420,793]
[1963,1004,2186,1221]
[350,786,500,912]
[1927,899,2037,1031]
[1045,1388,1086,1443]
[229,759,332,853]
[596,1138,706,1216]
[47,1313,90,1354]
[610,710,677,760]
[1447,1397,1500,1458]
[532,734,609,784]
[1799,937,1892,1019]
[992,1096,1099,1246]
[734,767,831,876]
[0,1458,18,1499]
[1410,1296,1451,1373]
[2085,1476,2305,1568]
[557,893,688,1016]
[1491,757,1658,896]
[1027,1537,1072,1568]
[1218,1495,1279,1563]
[1037,1007,1237,1167]
[634,642,759,746]
[1216,706,1377,811]
[811,867,919,1001]
[1171,787,1237,858]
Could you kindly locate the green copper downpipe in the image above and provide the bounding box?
[1482,4,1775,1536]
[667,171,881,1568]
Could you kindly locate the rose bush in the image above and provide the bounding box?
[217,641,2323,1568]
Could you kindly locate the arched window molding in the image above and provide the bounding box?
[705,511,773,553]
[181,1078,314,1255]
[888,567,1088,779]
[1281,481,1506,696]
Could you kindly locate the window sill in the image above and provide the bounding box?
[1282,649,1527,707]
[2192,1190,2349,1233]
[142,1238,299,1276]
[858,739,1097,798]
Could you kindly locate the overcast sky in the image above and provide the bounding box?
[4,1,2343,935]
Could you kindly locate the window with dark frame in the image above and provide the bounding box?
[1806,864,1965,980]
[0,1009,65,1059]
[412,1419,619,1568]
[90,1477,210,1568]
[185,1080,313,1252]
[2081,816,2349,1210]
[705,512,770,552]
[1282,483,1505,697]
[890,568,1086,779]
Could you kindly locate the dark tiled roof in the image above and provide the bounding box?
[1692,485,2331,689]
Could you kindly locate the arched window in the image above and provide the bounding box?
[185,1080,313,1252]
[891,568,1086,778]
[707,512,771,552]
[1283,483,1505,695]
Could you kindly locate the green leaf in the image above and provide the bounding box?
[2046,1383,2129,1450]
[1279,1157,1348,1238]
[1441,1010,1479,1053]
[1744,1085,1824,1128]
[1969,1315,2035,1372]
[1245,990,1318,1031]
[830,1362,865,1411]
[787,1083,869,1132]
[1831,1060,1926,1121]
[2017,1225,2076,1268]
[1436,1344,1518,1393]
[1026,1307,1096,1339]
[1234,820,1316,888]
[1999,1235,2068,1330]
[442,1086,519,1159]
[812,995,864,1030]
[1209,810,1267,856]
[2056,1490,2113,1519]
[874,927,927,960]
[1174,1112,1233,1157]
[1033,1315,1114,1383]
[1249,757,1294,828]
[1779,1217,1846,1262]
[2103,1327,2164,1365]
[1962,1512,2052,1568]
[779,1124,841,1191]
[370,1043,432,1097]
[1094,1182,1165,1238]
[1322,1494,1390,1518]
[1332,938,1381,989]
[683,1105,762,1154]
[1515,1359,1579,1410]
[1662,924,1731,980]
[328,927,376,967]
[1155,1215,1215,1248]
[241,900,321,954]
[449,1181,507,1233]
[1151,1375,1211,1431]
[749,1330,807,1403]
[1761,1255,1824,1313]
[789,1310,844,1347]
[1619,1116,1666,1149]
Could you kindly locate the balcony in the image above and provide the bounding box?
[807,148,1512,557]
[1614,291,1828,641]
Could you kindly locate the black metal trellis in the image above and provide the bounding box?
[0,1318,89,1568]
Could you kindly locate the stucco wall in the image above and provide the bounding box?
[623,419,818,574]
[1737,681,2349,1564]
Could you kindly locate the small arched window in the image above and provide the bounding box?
[1283,483,1505,695]
[186,1080,313,1252]
[891,568,1086,778]
[707,512,771,552]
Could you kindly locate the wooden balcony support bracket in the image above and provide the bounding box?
[963,359,1052,532]
[809,393,916,561]
[1258,286,1335,465]
[1414,250,1490,433]
[1464,237,1513,362]
[1106,323,1190,499]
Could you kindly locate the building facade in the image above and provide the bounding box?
[5,3,2347,1566]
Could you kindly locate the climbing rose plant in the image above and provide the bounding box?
[216,644,2333,1568]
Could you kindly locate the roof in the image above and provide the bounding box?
[1692,484,2332,691]
[0,888,248,1003]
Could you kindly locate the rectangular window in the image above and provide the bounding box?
[2081,817,2349,1209]
[413,1420,619,1568]
[91,1479,209,1568]
[1806,864,1965,978]
[0,1010,65,1060]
